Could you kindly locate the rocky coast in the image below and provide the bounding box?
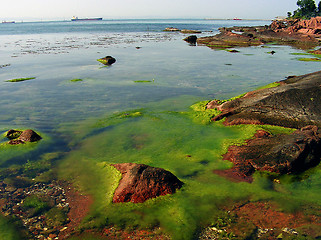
[3,18,321,240]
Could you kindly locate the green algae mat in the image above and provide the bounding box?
[56,105,319,240]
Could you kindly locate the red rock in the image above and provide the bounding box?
[216,126,321,182]
[112,163,183,203]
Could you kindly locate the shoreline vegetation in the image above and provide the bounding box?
[3,14,321,240]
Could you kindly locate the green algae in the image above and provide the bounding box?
[70,78,83,82]
[5,77,36,82]
[134,79,155,83]
[57,107,299,240]
[0,215,22,240]
[297,57,321,62]
[94,109,143,128]
[256,81,280,90]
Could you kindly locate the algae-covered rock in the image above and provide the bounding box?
[97,56,116,65]
[112,163,183,203]
[217,126,321,182]
[5,129,42,145]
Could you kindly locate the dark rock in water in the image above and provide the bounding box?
[112,163,183,203]
[210,71,321,129]
[97,56,116,65]
[216,126,321,182]
[6,129,23,139]
[19,129,42,142]
[183,35,197,44]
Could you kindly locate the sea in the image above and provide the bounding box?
[1,19,321,239]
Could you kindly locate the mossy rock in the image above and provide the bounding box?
[45,207,68,227]
[22,195,50,217]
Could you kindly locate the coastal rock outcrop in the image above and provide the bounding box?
[216,126,321,182]
[197,18,321,50]
[112,163,183,203]
[208,71,321,129]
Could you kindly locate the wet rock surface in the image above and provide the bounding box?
[209,71,321,129]
[112,163,183,203]
[216,126,321,182]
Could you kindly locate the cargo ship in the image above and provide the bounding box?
[71,16,103,21]
[2,21,15,24]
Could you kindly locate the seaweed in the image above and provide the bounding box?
[5,77,36,82]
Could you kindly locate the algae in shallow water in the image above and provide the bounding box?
[58,108,299,240]
[5,77,36,82]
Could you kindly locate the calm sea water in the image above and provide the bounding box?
[1,19,321,239]
[0,19,319,136]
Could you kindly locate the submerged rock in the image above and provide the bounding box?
[216,126,321,182]
[97,56,116,65]
[112,163,183,203]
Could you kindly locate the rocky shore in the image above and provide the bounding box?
[197,17,321,50]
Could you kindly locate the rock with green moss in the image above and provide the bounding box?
[97,56,116,65]
[5,129,42,145]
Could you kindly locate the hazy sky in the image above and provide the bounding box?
[2,0,298,21]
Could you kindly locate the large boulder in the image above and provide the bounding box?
[209,71,321,129]
[215,126,321,182]
[112,163,183,203]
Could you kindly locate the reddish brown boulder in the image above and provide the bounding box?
[216,126,321,182]
[112,163,183,203]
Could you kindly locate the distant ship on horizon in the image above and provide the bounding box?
[2,21,15,24]
[71,16,103,21]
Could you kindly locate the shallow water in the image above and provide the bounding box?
[1,19,321,239]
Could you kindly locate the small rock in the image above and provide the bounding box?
[183,35,198,44]
[112,163,183,203]
[97,56,116,65]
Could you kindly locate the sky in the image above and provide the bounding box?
[2,0,299,21]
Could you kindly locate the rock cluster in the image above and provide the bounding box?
[271,17,321,36]
[209,70,321,181]
[0,180,69,239]
[112,163,183,203]
[6,129,42,145]
[197,19,321,50]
